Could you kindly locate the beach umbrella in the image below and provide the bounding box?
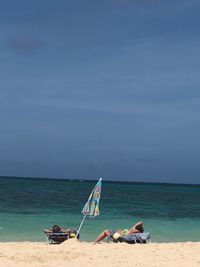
[76,178,102,237]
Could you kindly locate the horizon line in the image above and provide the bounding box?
[0,175,199,187]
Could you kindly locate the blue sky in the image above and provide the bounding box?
[1,0,200,183]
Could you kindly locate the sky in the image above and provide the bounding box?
[0,0,200,184]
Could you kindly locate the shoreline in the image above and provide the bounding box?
[0,239,199,267]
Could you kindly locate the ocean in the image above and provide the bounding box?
[0,177,199,242]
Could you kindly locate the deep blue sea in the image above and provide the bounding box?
[0,177,199,242]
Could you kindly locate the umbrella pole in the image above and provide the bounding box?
[76,214,86,237]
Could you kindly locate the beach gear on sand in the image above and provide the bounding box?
[77,178,102,237]
[113,232,121,240]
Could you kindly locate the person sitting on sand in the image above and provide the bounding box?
[44,225,72,235]
[94,221,144,243]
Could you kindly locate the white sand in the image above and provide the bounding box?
[0,239,200,267]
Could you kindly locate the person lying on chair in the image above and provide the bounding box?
[94,221,144,243]
[44,225,72,235]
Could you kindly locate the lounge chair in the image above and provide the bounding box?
[45,230,80,244]
[106,232,151,244]
[116,232,151,244]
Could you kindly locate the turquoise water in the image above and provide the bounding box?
[0,177,199,242]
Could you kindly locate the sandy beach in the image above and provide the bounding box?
[0,239,199,267]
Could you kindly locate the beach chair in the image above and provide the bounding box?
[117,232,151,244]
[45,230,80,244]
[106,232,151,244]
[46,232,69,244]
